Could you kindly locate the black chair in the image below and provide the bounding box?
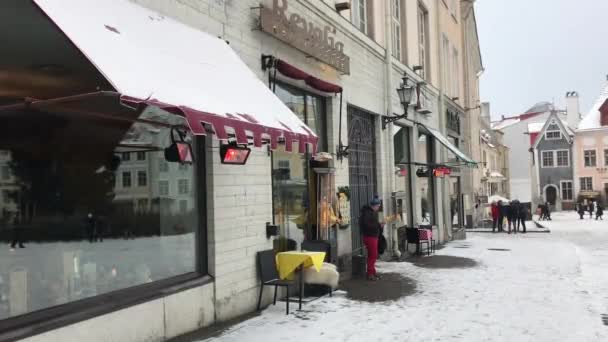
[273,238,297,252]
[405,227,430,256]
[256,249,299,314]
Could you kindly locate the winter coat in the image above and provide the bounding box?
[507,204,519,221]
[499,203,509,217]
[518,205,528,220]
[360,205,381,237]
[597,206,604,216]
[490,204,499,219]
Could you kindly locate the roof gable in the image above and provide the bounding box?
[533,112,572,149]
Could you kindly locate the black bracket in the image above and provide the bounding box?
[382,113,408,130]
[261,54,275,71]
[336,143,349,161]
[266,222,279,239]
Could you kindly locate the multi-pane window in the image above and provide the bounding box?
[178,179,189,194]
[604,149,608,166]
[137,171,147,187]
[159,159,169,172]
[159,180,169,196]
[580,177,593,191]
[391,0,402,61]
[542,151,554,167]
[137,151,146,161]
[352,0,368,34]
[561,181,573,201]
[122,171,132,188]
[556,150,569,167]
[452,47,460,98]
[442,35,450,93]
[418,3,429,80]
[121,152,131,161]
[584,150,597,167]
[545,123,561,140]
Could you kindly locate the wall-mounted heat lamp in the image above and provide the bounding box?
[220,143,251,165]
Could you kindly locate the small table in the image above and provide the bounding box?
[276,251,326,310]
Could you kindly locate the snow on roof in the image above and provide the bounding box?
[491,117,520,130]
[527,122,544,133]
[579,81,608,130]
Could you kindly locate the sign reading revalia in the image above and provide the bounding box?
[258,0,351,74]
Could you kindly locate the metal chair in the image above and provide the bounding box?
[256,249,299,314]
[405,227,430,256]
[418,224,436,254]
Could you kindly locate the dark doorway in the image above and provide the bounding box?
[546,186,557,205]
[347,106,376,254]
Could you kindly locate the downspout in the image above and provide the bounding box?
[383,0,400,259]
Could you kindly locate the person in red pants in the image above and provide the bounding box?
[360,196,383,281]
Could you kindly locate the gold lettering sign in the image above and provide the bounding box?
[258,0,350,74]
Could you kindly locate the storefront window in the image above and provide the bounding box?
[0,108,198,320]
[272,83,327,248]
[393,127,412,226]
[449,176,461,228]
[416,132,435,224]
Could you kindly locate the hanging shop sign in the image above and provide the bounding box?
[433,167,452,178]
[257,0,351,74]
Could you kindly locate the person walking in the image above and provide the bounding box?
[596,203,604,220]
[490,201,499,232]
[578,202,586,220]
[518,203,528,233]
[544,202,552,221]
[10,214,25,250]
[507,201,518,234]
[588,200,595,219]
[497,201,507,232]
[360,196,383,281]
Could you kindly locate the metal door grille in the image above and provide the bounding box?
[347,106,376,254]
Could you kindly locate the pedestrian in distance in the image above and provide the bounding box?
[597,203,604,220]
[544,202,552,221]
[578,202,586,220]
[517,202,528,233]
[360,196,383,281]
[490,201,499,233]
[538,204,546,221]
[498,200,507,232]
[588,200,595,219]
[507,200,518,234]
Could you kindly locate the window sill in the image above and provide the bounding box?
[0,273,212,342]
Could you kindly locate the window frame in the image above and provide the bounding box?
[604,149,608,166]
[0,133,209,341]
[122,171,132,187]
[583,149,597,167]
[580,177,593,191]
[560,180,573,201]
[452,46,459,99]
[391,0,402,61]
[137,170,148,187]
[541,151,554,168]
[555,149,570,167]
[352,0,368,34]
[544,122,562,140]
[417,2,430,80]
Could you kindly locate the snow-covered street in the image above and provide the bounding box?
[195,212,608,342]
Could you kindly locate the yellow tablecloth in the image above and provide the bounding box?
[276,251,326,280]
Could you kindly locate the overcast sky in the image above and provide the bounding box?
[475,0,608,120]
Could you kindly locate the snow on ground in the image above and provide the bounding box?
[198,212,608,342]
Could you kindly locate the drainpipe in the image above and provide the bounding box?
[383,0,400,259]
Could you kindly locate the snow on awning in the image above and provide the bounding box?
[32,0,317,153]
[418,124,477,167]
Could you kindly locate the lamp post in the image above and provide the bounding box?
[382,74,416,130]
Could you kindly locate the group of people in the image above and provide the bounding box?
[490,200,528,234]
[576,200,604,220]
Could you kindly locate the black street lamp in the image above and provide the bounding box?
[382,75,416,130]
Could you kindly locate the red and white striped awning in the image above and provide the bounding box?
[31,0,317,153]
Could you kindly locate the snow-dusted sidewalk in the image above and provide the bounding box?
[195,212,608,342]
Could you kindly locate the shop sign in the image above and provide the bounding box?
[258,0,351,74]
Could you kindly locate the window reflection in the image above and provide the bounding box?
[417,133,434,224]
[0,107,197,319]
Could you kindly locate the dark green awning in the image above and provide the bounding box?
[418,124,478,167]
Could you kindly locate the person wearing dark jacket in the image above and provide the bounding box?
[597,204,604,220]
[589,201,595,219]
[517,202,528,233]
[360,197,383,281]
[497,201,507,232]
[507,201,518,234]
[578,202,586,219]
